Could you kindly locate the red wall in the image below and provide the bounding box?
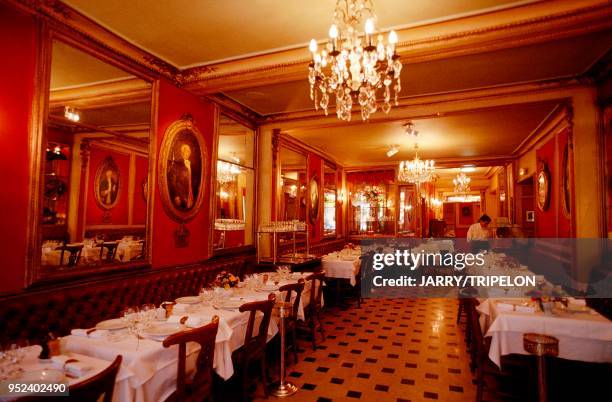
[0,4,37,293]
[152,80,216,267]
[86,147,130,225]
[535,128,573,238]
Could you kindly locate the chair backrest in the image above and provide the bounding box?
[466,298,485,355]
[162,316,219,401]
[19,355,122,402]
[306,271,325,311]
[239,293,276,352]
[279,279,305,320]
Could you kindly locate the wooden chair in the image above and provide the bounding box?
[235,293,276,402]
[18,355,122,402]
[57,243,83,267]
[98,241,119,263]
[303,271,326,350]
[279,279,305,364]
[162,316,219,402]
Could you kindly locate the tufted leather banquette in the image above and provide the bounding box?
[0,256,250,346]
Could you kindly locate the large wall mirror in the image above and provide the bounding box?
[214,115,255,251]
[323,162,337,237]
[39,38,153,279]
[278,146,308,222]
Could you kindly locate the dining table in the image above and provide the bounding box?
[321,249,361,286]
[58,271,315,402]
[477,297,612,368]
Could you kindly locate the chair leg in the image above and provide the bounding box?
[291,328,298,364]
[476,360,484,402]
[260,357,268,398]
[242,363,250,402]
[317,311,325,341]
[310,319,317,350]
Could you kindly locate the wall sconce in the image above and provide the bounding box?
[64,106,80,122]
[519,168,527,176]
[386,145,399,157]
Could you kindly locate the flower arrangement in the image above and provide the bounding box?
[361,185,385,204]
[214,271,239,289]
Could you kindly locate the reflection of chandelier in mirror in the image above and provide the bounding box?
[308,0,401,121]
[217,161,241,184]
[453,172,471,193]
[397,144,435,184]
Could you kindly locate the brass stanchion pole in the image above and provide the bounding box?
[272,301,298,397]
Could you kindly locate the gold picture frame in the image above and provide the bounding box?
[309,175,320,224]
[536,161,551,212]
[158,115,207,223]
[94,156,121,210]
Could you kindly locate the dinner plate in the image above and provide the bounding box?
[213,299,243,309]
[22,369,65,382]
[256,284,279,292]
[95,318,126,331]
[143,323,181,337]
[175,296,201,304]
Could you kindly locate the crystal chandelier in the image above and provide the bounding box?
[217,161,241,184]
[397,144,435,184]
[308,0,402,121]
[453,172,471,194]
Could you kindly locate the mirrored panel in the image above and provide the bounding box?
[278,146,307,222]
[323,162,337,237]
[41,40,152,275]
[214,115,255,250]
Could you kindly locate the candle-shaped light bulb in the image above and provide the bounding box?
[388,30,398,45]
[309,39,318,53]
[329,24,339,39]
[365,18,375,35]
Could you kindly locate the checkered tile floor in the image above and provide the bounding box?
[255,298,477,402]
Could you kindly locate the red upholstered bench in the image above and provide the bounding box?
[0,256,250,345]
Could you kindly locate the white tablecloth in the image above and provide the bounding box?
[322,253,360,286]
[477,298,612,367]
[1,346,132,402]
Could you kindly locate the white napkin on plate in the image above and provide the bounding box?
[70,329,108,339]
[568,297,586,306]
[167,315,205,328]
[51,355,93,377]
[515,305,536,313]
[496,303,514,312]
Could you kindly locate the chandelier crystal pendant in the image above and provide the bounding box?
[453,172,471,194]
[397,144,435,184]
[217,160,241,184]
[308,0,402,122]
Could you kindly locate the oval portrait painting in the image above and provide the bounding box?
[159,116,207,222]
[94,156,120,210]
[309,176,319,224]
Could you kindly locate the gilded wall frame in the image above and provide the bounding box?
[158,115,207,223]
[93,156,121,210]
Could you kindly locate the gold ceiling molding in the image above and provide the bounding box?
[261,78,582,127]
[513,102,573,157]
[5,0,610,97]
[183,0,612,95]
[49,77,151,109]
[342,155,514,170]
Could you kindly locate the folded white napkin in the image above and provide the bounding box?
[496,303,514,312]
[167,315,205,328]
[568,297,586,306]
[51,355,93,377]
[70,329,108,339]
[515,305,536,313]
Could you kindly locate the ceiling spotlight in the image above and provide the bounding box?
[404,122,419,137]
[460,165,476,173]
[386,145,399,158]
[64,106,80,122]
